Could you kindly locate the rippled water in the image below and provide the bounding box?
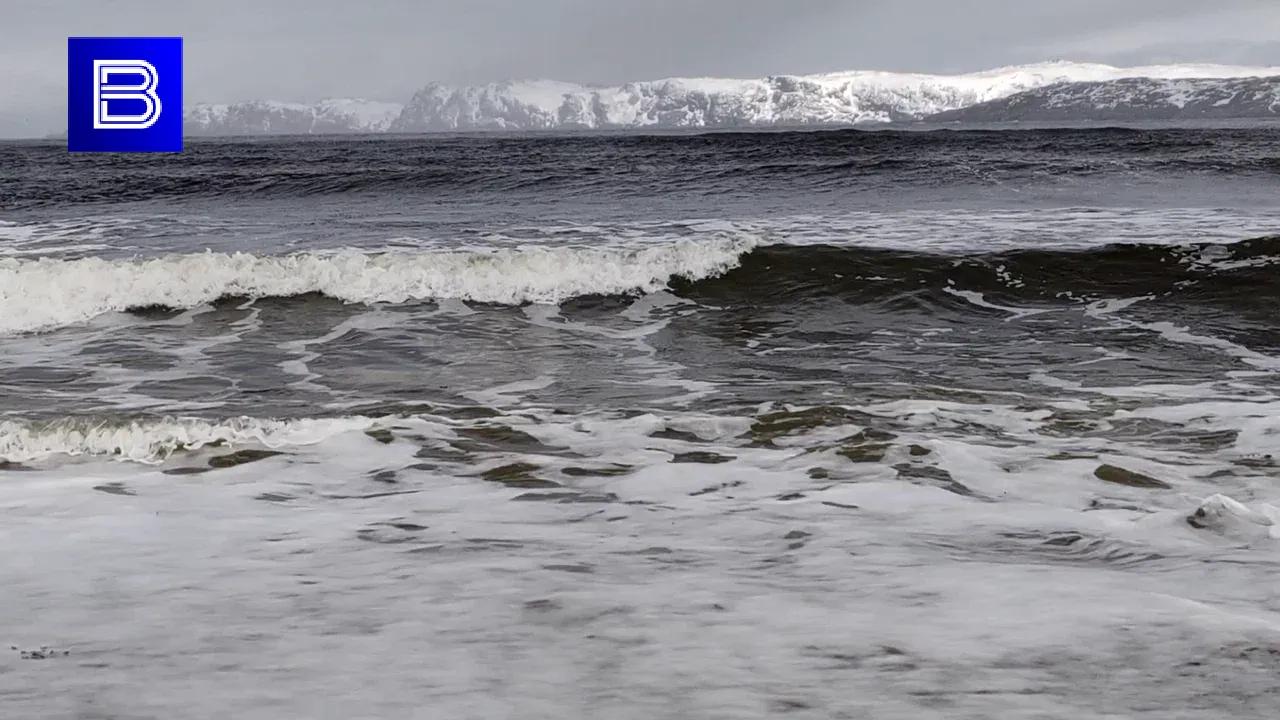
[2,128,1279,719]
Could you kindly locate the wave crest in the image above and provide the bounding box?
[0,416,375,464]
[0,238,756,334]
[4,236,1275,334]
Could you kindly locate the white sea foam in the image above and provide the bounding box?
[1116,399,1280,456]
[0,238,756,334]
[1189,494,1280,540]
[0,415,376,464]
[5,397,1280,716]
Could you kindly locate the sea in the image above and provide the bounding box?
[2,125,1279,719]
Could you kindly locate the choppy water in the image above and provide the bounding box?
[2,128,1280,719]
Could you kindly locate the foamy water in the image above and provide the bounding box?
[3,129,1280,718]
[0,237,756,334]
[5,392,1280,718]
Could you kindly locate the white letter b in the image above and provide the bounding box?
[93,60,162,129]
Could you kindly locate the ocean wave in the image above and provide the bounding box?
[672,235,1280,302]
[0,415,376,464]
[0,237,756,334]
[2,235,1275,335]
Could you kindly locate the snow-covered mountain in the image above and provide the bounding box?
[179,62,1280,136]
[185,99,402,135]
[390,61,1280,131]
[924,76,1280,122]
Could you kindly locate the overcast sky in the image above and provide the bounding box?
[3,0,1280,136]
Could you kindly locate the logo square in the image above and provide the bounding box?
[68,37,183,152]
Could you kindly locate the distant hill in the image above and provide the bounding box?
[185,99,402,136]
[177,62,1280,136]
[924,76,1280,123]
[387,62,1280,131]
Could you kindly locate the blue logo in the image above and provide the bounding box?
[68,37,183,152]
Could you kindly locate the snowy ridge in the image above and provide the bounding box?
[0,238,757,334]
[179,62,1280,135]
[186,98,403,135]
[390,61,1280,131]
[928,76,1280,122]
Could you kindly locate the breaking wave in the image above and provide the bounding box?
[0,237,757,334]
[2,235,1276,335]
[0,415,376,464]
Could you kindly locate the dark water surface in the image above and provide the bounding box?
[1,128,1279,719]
